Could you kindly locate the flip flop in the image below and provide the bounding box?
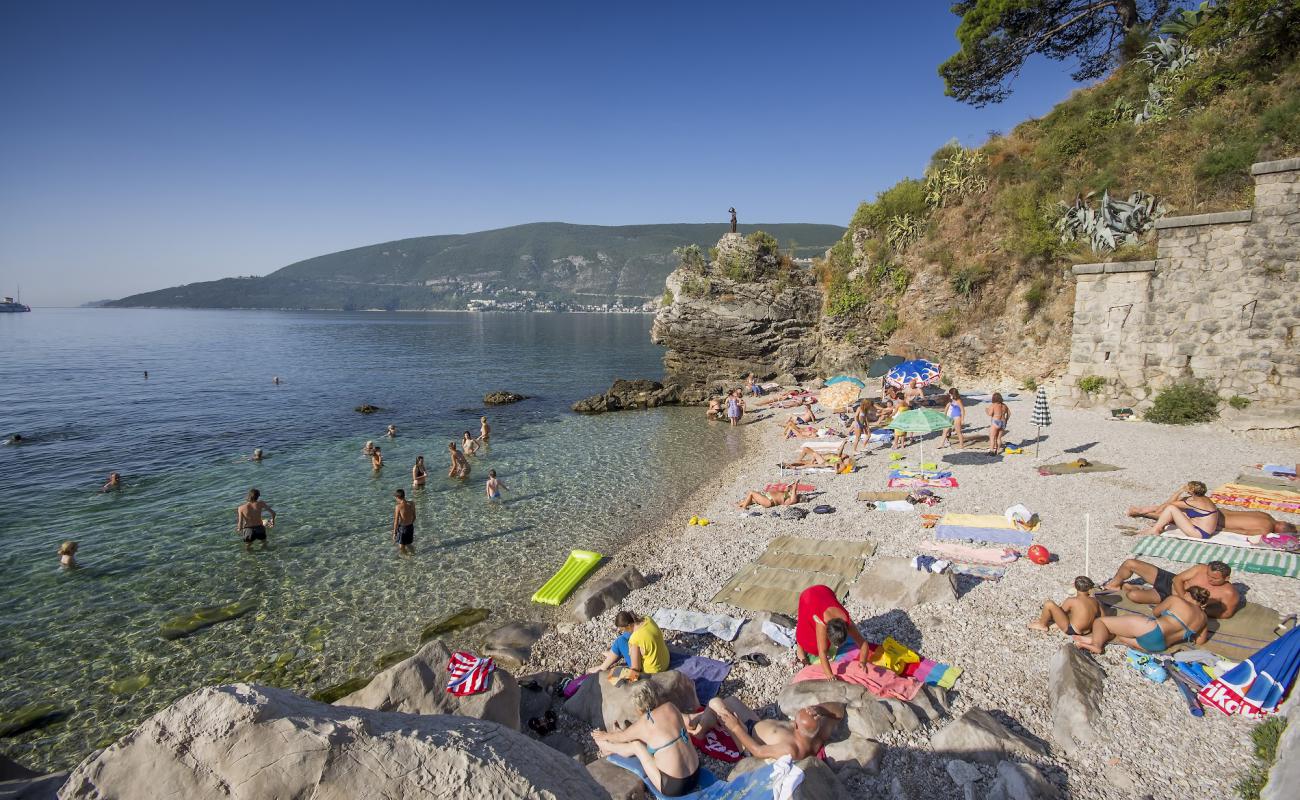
[737,653,770,667]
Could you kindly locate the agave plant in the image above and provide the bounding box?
[1140,37,1199,75]
[1055,190,1167,253]
[924,148,988,209]
[1133,80,1173,125]
[1160,1,1218,38]
[885,214,923,251]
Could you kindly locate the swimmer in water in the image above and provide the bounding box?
[371,447,383,471]
[386,424,397,438]
[412,455,427,487]
[273,376,281,385]
[100,472,122,492]
[143,371,148,380]
[7,433,23,445]
[236,488,276,551]
[448,442,470,479]
[479,416,490,442]
[59,540,79,569]
[462,431,480,455]
[392,488,416,556]
[252,448,264,462]
[486,469,506,500]
[363,440,375,455]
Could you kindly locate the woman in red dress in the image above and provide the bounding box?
[794,584,870,681]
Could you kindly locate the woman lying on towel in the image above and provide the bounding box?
[1129,488,1296,538]
[1130,481,1223,539]
[737,485,803,509]
[794,585,870,681]
[592,682,701,797]
[1073,587,1210,655]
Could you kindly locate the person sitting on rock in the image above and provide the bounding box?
[1074,587,1211,655]
[687,696,844,761]
[1128,483,1296,538]
[592,682,701,797]
[736,485,802,509]
[586,610,668,677]
[706,396,722,421]
[794,584,870,680]
[1102,559,1240,619]
[1029,576,1102,636]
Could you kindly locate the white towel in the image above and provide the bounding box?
[761,620,796,648]
[652,608,744,642]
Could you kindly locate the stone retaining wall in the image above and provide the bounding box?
[1064,158,1300,410]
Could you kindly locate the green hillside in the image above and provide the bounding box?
[108,222,844,311]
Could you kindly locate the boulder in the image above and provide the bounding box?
[880,699,920,733]
[850,558,956,610]
[732,613,795,662]
[562,670,698,732]
[945,758,983,800]
[985,761,1061,800]
[484,391,527,405]
[906,684,949,723]
[520,684,553,729]
[777,679,873,716]
[354,404,381,414]
[569,568,648,622]
[793,756,849,799]
[844,700,895,740]
[0,770,66,800]
[335,639,520,731]
[930,709,1046,765]
[158,599,258,640]
[1046,643,1104,755]
[58,684,605,800]
[822,738,883,775]
[419,607,490,643]
[541,733,583,760]
[484,621,548,668]
[572,380,682,414]
[587,759,647,800]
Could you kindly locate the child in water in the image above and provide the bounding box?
[486,469,506,501]
[59,541,79,569]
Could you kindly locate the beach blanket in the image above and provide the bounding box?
[446,651,495,696]
[1261,464,1297,477]
[1037,461,1122,475]
[940,512,1038,532]
[935,525,1033,548]
[1235,473,1299,492]
[653,609,744,642]
[667,653,731,703]
[869,429,893,442]
[1210,483,1300,513]
[919,540,1019,566]
[711,537,875,616]
[890,468,953,480]
[951,564,1007,582]
[793,659,921,701]
[767,535,878,560]
[608,754,802,800]
[857,490,911,502]
[766,483,815,493]
[873,500,916,512]
[1132,535,1300,578]
[800,645,960,691]
[1156,529,1280,551]
[691,726,744,763]
[888,477,959,489]
[1099,594,1293,660]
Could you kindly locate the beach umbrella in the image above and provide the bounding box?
[825,375,867,390]
[1199,626,1300,717]
[887,408,953,466]
[1030,386,1052,457]
[884,359,941,389]
[818,381,861,413]
[866,354,907,379]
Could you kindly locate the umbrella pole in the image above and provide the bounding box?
[1036,425,1041,458]
[1085,514,1091,577]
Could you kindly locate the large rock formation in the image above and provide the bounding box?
[562,670,698,732]
[58,684,606,800]
[652,233,823,394]
[572,381,682,414]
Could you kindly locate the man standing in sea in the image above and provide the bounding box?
[391,488,415,556]
[236,488,276,551]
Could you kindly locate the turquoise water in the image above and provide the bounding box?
[0,309,737,769]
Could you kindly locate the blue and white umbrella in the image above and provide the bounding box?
[1199,625,1300,716]
[884,359,941,389]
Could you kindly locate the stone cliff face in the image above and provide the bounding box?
[651,233,823,396]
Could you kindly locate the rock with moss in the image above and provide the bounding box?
[483,391,527,405]
[159,599,258,641]
[0,703,70,738]
[419,607,490,643]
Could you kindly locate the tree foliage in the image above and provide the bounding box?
[940,0,1174,106]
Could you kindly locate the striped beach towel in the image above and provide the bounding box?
[446,650,495,696]
[1210,483,1300,514]
[1133,536,1300,578]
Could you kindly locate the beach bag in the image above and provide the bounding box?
[1262,533,1300,553]
[869,636,920,675]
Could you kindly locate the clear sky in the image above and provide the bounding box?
[0,1,1085,306]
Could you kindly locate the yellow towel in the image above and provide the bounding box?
[939,513,1040,532]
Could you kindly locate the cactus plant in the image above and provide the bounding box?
[1055,190,1167,253]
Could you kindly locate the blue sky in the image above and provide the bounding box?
[0,1,1085,305]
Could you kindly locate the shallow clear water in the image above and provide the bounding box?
[0,309,737,769]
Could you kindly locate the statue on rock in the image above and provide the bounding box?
[729,207,737,234]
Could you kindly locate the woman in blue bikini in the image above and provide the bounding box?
[1073,587,1210,654]
[592,682,700,797]
[939,388,966,449]
[1137,481,1222,539]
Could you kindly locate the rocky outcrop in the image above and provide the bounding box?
[1047,644,1104,755]
[569,568,648,621]
[652,233,823,391]
[484,622,548,668]
[778,681,947,737]
[562,670,698,732]
[850,557,957,610]
[335,639,520,730]
[484,391,527,405]
[930,708,1046,765]
[572,380,683,414]
[59,684,604,800]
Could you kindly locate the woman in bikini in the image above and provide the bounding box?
[939,388,966,449]
[592,682,700,797]
[1137,481,1222,539]
[985,392,1010,454]
[411,456,427,488]
[737,485,802,509]
[1073,587,1210,654]
[461,431,480,456]
[849,400,871,453]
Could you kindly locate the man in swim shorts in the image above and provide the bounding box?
[1103,558,1240,618]
[236,488,276,551]
[486,469,505,500]
[392,488,415,556]
[687,697,843,761]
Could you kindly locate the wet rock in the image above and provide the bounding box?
[0,769,66,799]
[1047,643,1104,755]
[483,621,548,668]
[483,391,527,405]
[58,684,604,799]
[354,404,381,414]
[419,607,490,643]
[570,568,648,622]
[822,737,883,774]
[107,674,152,696]
[0,704,69,738]
[732,612,795,662]
[850,557,956,610]
[572,379,683,414]
[587,758,647,800]
[309,676,370,704]
[159,598,258,640]
[373,649,414,671]
[336,639,520,730]
[930,709,1046,765]
[986,760,1061,800]
[562,670,698,732]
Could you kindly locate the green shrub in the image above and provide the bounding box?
[891,267,911,295]
[1228,394,1252,410]
[1235,716,1287,800]
[850,179,928,234]
[1259,96,1300,148]
[674,244,707,274]
[661,288,674,306]
[746,230,781,259]
[1145,380,1220,424]
[1195,138,1259,189]
[951,266,989,297]
[1023,278,1049,319]
[1009,195,1063,263]
[826,277,870,318]
[681,276,710,298]
[720,253,754,282]
[878,311,900,338]
[936,314,958,339]
[827,236,856,271]
[939,374,953,388]
[1022,377,1038,391]
[1078,375,1106,394]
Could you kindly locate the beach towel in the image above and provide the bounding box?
[876,500,916,512]
[793,657,921,701]
[857,490,911,502]
[766,535,878,560]
[446,651,494,696]
[1210,483,1300,513]
[935,525,1033,548]
[951,564,1007,582]
[1099,594,1294,660]
[762,620,796,648]
[800,439,848,454]
[652,609,744,642]
[608,754,802,800]
[920,540,1019,565]
[766,483,815,493]
[939,513,1037,532]
[1132,535,1300,578]
[888,477,959,489]
[869,429,893,442]
[1156,529,1286,551]
[890,468,953,480]
[691,726,744,763]
[668,653,731,703]
[711,537,875,615]
[1260,464,1297,477]
[1037,461,1122,476]
[756,550,865,579]
[1234,473,1299,492]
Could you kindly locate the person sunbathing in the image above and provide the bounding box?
[1102,559,1240,619]
[737,486,802,509]
[792,398,818,425]
[592,683,700,797]
[782,417,818,439]
[782,442,847,469]
[1129,495,1296,538]
[1127,481,1223,539]
[1073,588,1210,655]
[1029,576,1102,636]
[687,696,844,761]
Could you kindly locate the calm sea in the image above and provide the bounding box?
[0,309,738,769]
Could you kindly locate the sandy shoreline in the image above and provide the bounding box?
[521,389,1300,799]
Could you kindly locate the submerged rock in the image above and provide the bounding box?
[419,607,490,642]
[0,704,69,738]
[483,391,527,405]
[107,674,153,696]
[309,676,371,704]
[354,404,381,414]
[159,598,257,641]
[58,683,604,799]
[373,649,414,671]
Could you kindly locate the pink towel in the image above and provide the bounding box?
[446,651,495,696]
[792,651,921,701]
[919,540,1019,565]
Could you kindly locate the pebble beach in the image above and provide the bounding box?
[526,389,1300,799]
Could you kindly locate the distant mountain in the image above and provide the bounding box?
[107,222,845,311]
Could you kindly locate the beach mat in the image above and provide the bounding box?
[857,490,911,502]
[888,477,958,489]
[1234,473,1300,492]
[711,536,875,616]
[1098,594,1293,660]
[939,513,1020,530]
[1132,535,1300,578]
[1037,461,1122,476]
[757,550,866,579]
[1156,529,1275,551]
[766,535,877,560]
[1212,483,1300,513]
